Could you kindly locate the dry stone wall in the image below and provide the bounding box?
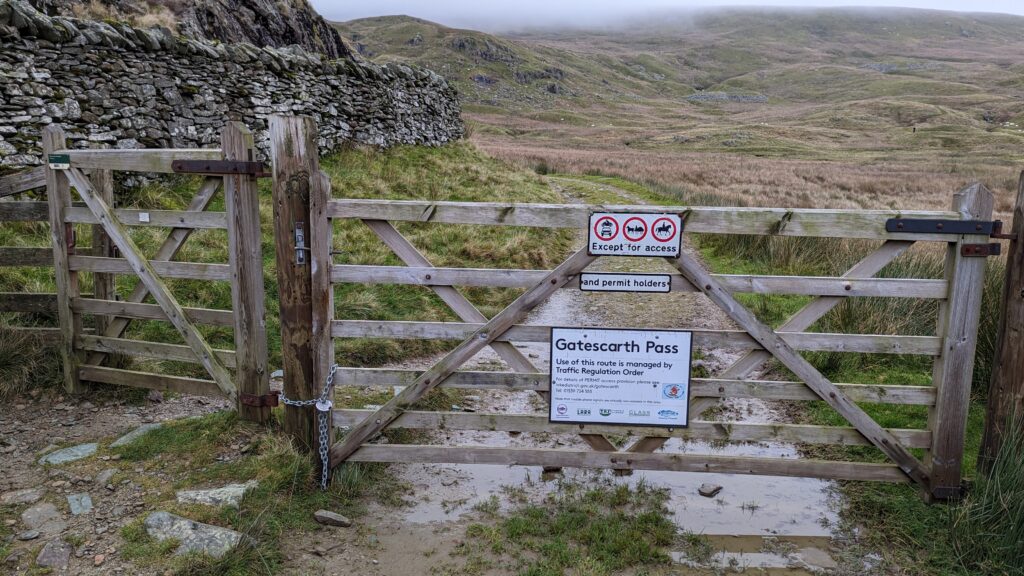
[0,0,463,169]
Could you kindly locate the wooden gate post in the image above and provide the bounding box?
[927,183,994,499]
[978,172,1024,474]
[223,123,271,423]
[89,166,115,337]
[42,126,82,394]
[268,115,334,469]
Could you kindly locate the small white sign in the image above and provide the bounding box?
[579,273,672,293]
[588,213,682,257]
[549,327,692,428]
[139,212,150,223]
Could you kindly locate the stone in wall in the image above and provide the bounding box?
[0,0,463,170]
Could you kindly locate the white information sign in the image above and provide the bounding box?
[588,212,682,258]
[549,327,692,427]
[579,273,671,293]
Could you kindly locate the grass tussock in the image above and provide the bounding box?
[0,326,62,400]
[460,480,675,575]
[951,415,1024,576]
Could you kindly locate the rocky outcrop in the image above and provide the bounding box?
[0,0,463,169]
[26,0,349,58]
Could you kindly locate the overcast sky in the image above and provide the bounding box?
[313,0,1024,29]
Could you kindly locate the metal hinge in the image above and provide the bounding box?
[886,218,996,235]
[961,243,1002,258]
[990,220,1018,240]
[171,160,271,178]
[239,390,280,407]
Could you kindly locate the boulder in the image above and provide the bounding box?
[144,511,243,558]
[38,442,97,465]
[176,480,258,508]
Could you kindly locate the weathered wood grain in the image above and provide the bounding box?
[333,264,946,298]
[0,166,45,198]
[348,445,909,482]
[42,126,82,394]
[223,123,271,422]
[79,365,224,398]
[927,184,994,499]
[65,207,228,229]
[72,297,233,326]
[331,320,941,355]
[69,256,231,280]
[670,249,931,486]
[979,174,1024,474]
[77,335,236,367]
[332,410,931,448]
[329,199,960,241]
[329,368,937,405]
[65,167,236,400]
[56,148,222,173]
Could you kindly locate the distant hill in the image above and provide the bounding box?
[332,8,1024,165]
[331,15,695,110]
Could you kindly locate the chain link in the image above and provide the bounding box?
[279,363,338,490]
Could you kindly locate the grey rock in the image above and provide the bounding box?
[176,480,258,509]
[38,442,97,465]
[110,423,161,447]
[16,529,39,540]
[95,468,117,485]
[698,483,723,498]
[313,509,352,527]
[67,493,93,515]
[35,539,72,569]
[21,502,65,534]
[1,487,44,505]
[144,511,243,558]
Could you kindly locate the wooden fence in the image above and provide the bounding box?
[0,115,1009,501]
[0,123,272,421]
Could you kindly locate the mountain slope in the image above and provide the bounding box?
[333,9,1024,167]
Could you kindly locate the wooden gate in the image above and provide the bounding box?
[313,173,993,500]
[33,123,272,422]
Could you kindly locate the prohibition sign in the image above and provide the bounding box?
[651,217,678,242]
[593,216,619,241]
[622,217,648,242]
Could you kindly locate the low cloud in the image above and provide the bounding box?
[315,0,1024,29]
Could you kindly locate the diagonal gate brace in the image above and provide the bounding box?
[65,168,237,401]
[329,247,598,466]
[669,248,931,487]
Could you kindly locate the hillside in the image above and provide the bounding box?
[332,8,1024,186]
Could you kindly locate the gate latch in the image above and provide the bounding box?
[294,222,307,265]
[240,391,280,408]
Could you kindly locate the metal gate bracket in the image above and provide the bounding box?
[886,218,995,235]
[239,390,280,407]
[961,243,1001,257]
[171,160,271,178]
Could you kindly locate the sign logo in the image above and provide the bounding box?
[577,408,591,416]
[663,383,684,399]
[622,217,648,242]
[593,216,619,241]
[652,217,678,242]
[47,153,70,170]
[587,213,682,257]
[658,409,679,419]
[628,410,651,417]
[556,404,568,415]
[599,408,612,417]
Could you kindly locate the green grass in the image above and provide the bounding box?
[0,142,573,392]
[460,481,676,575]
[112,411,404,575]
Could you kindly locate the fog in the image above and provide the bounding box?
[312,0,1024,29]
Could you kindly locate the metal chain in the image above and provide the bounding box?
[279,363,338,490]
